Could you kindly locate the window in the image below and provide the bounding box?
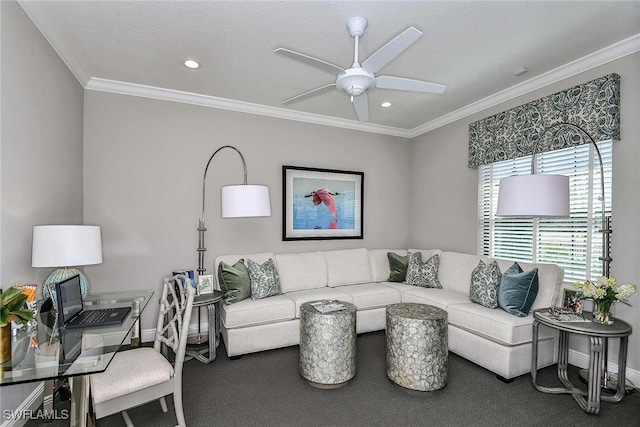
[477,141,612,283]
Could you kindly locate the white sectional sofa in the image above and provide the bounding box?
[213,248,564,380]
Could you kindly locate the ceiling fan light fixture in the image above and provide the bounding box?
[336,69,375,96]
[183,59,201,69]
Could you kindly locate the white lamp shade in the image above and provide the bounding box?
[221,185,271,218]
[32,225,103,267]
[496,174,570,217]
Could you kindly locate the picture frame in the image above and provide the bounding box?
[283,165,364,241]
[562,289,583,314]
[198,274,214,294]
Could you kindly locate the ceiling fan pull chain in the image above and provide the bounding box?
[350,93,354,103]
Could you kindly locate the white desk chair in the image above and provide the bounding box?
[90,282,196,426]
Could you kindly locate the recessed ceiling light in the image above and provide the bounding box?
[380,102,392,108]
[183,59,201,69]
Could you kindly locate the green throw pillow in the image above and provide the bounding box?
[217,259,251,305]
[469,260,501,309]
[247,258,282,300]
[405,252,441,288]
[387,252,408,282]
[498,262,539,317]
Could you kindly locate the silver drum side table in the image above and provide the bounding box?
[299,300,357,388]
[532,308,632,415]
[386,303,448,391]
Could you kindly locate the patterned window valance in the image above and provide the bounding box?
[468,73,620,168]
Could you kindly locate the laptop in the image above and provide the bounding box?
[55,275,131,329]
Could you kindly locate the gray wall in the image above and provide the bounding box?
[410,53,640,372]
[1,0,84,419]
[82,91,412,330]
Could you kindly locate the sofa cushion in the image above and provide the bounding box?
[402,287,470,311]
[387,253,408,282]
[284,288,353,318]
[337,283,402,310]
[446,302,555,346]
[439,252,492,296]
[405,252,441,288]
[368,249,407,282]
[247,258,282,300]
[220,295,296,328]
[469,260,501,309]
[498,262,539,317]
[324,248,372,287]
[381,281,415,293]
[215,252,275,290]
[217,259,251,304]
[275,252,327,293]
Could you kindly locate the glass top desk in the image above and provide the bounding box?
[1,290,154,427]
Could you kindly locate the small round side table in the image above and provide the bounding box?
[299,300,357,388]
[532,308,632,415]
[185,290,223,364]
[386,303,448,391]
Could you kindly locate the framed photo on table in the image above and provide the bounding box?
[198,275,214,295]
[282,165,363,241]
[562,289,583,314]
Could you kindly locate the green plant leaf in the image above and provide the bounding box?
[1,287,33,325]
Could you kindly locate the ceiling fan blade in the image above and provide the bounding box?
[362,27,422,74]
[376,76,447,94]
[352,92,369,122]
[282,83,336,104]
[274,48,345,75]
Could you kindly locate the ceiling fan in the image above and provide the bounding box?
[274,16,447,122]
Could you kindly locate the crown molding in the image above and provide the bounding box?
[85,33,639,140]
[409,32,640,138]
[85,78,413,139]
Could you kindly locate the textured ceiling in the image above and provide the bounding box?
[19,1,640,131]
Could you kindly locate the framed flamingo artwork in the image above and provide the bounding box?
[282,165,364,241]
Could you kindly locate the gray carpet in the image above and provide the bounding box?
[28,331,640,426]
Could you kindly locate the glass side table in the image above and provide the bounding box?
[531,308,632,415]
[185,290,224,364]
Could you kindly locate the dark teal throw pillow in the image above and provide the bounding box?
[387,252,408,282]
[498,262,539,317]
[218,259,251,304]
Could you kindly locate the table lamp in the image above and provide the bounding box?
[32,225,103,298]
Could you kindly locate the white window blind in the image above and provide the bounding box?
[477,140,612,283]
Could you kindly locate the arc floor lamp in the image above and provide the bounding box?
[197,145,271,277]
[496,121,627,391]
[496,121,611,277]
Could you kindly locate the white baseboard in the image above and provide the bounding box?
[569,349,640,388]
